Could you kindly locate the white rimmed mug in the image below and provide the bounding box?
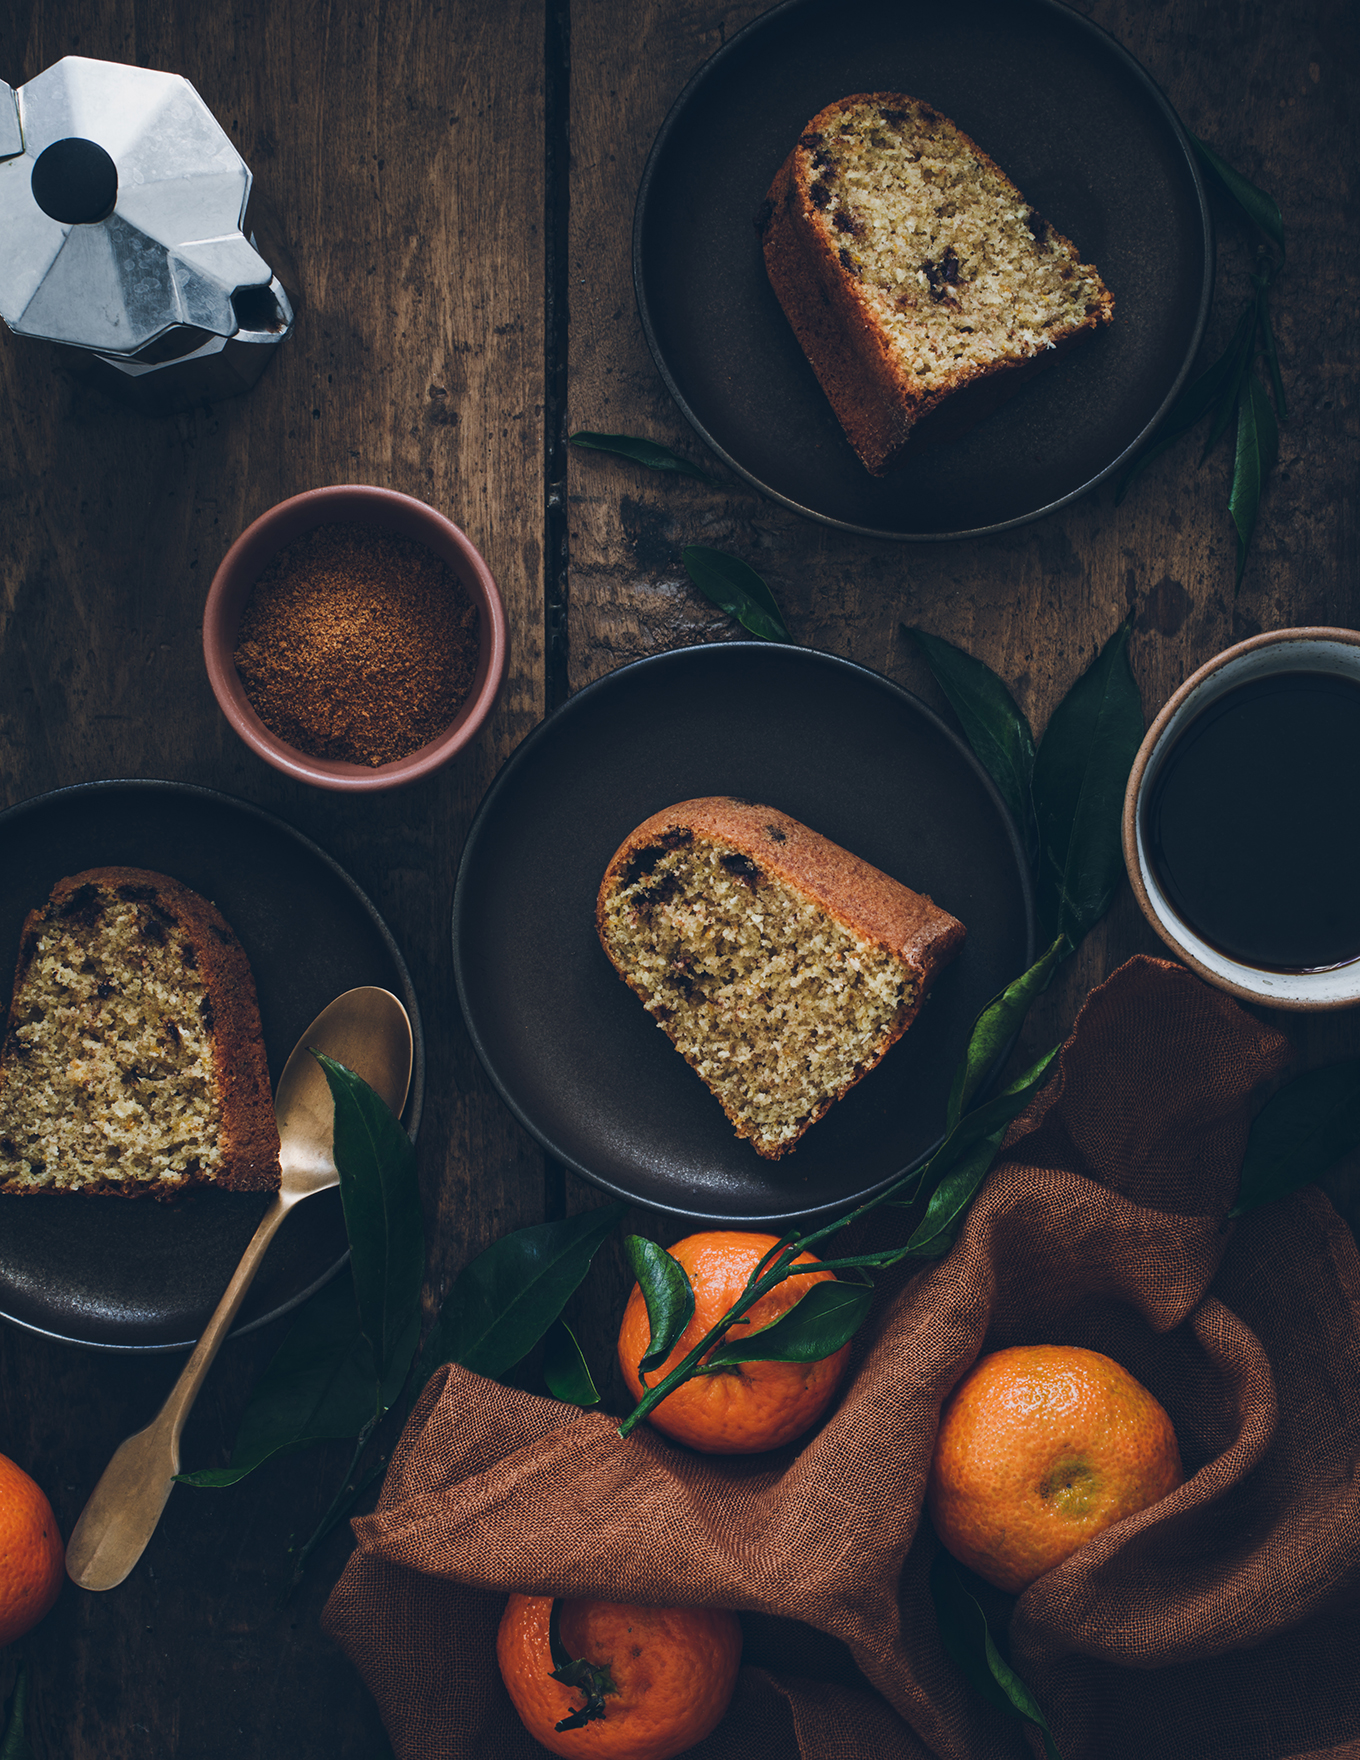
[1123,627,1360,1011]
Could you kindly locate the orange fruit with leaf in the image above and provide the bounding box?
[617,1231,852,1454]
[927,1344,1184,1593]
[497,1593,742,1760]
[0,1451,64,1646]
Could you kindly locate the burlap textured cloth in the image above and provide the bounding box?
[323,958,1360,1759]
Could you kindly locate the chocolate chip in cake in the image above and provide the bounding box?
[59,884,104,925]
[639,872,679,909]
[720,853,762,890]
[623,845,667,886]
[810,181,831,210]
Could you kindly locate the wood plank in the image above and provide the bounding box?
[0,1,547,1753]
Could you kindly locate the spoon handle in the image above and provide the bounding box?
[65,1190,292,1592]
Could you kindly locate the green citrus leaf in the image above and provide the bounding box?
[1190,134,1285,258]
[1254,284,1287,420]
[903,1131,1007,1261]
[1230,371,1280,587]
[1031,623,1144,947]
[702,1275,873,1369]
[569,430,719,483]
[930,1552,1063,1760]
[415,1203,626,1381]
[0,1662,33,1760]
[905,1044,1060,1259]
[908,628,1037,860]
[682,545,790,643]
[1231,1060,1360,1219]
[946,937,1063,1131]
[176,1272,418,1488]
[542,1317,601,1407]
[314,1052,424,1389]
[625,1236,696,1378]
[1114,303,1255,502]
[1198,311,1257,464]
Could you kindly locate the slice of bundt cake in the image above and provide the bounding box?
[597,799,965,1159]
[761,92,1114,474]
[0,868,280,1198]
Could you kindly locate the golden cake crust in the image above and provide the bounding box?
[597,799,965,1156]
[0,867,280,1198]
[761,93,1115,474]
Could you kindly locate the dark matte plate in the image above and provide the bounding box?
[453,644,1034,1226]
[633,0,1213,539]
[0,782,424,1353]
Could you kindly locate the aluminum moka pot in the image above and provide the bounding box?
[0,56,295,413]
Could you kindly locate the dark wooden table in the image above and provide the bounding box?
[1,2,1356,1754]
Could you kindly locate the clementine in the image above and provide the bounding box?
[496,1594,742,1760]
[617,1231,852,1454]
[927,1344,1183,1594]
[0,1451,64,1646]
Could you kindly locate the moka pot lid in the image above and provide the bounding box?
[0,57,272,359]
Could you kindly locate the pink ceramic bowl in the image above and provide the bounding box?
[203,485,508,792]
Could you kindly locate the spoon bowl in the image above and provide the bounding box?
[275,986,413,1193]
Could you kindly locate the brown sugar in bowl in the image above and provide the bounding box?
[203,486,508,792]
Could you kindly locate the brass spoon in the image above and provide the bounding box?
[64,985,414,1592]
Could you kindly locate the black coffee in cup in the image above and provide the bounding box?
[1142,671,1360,973]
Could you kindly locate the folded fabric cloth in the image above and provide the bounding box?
[323,957,1360,1760]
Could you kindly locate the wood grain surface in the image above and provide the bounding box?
[0,0,1355,1754]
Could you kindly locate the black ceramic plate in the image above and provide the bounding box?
[0,782,423,1352]
[633,0,1212,539]
[453,644,1033,1226]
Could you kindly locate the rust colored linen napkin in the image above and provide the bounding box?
[323,957,1360,1759]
